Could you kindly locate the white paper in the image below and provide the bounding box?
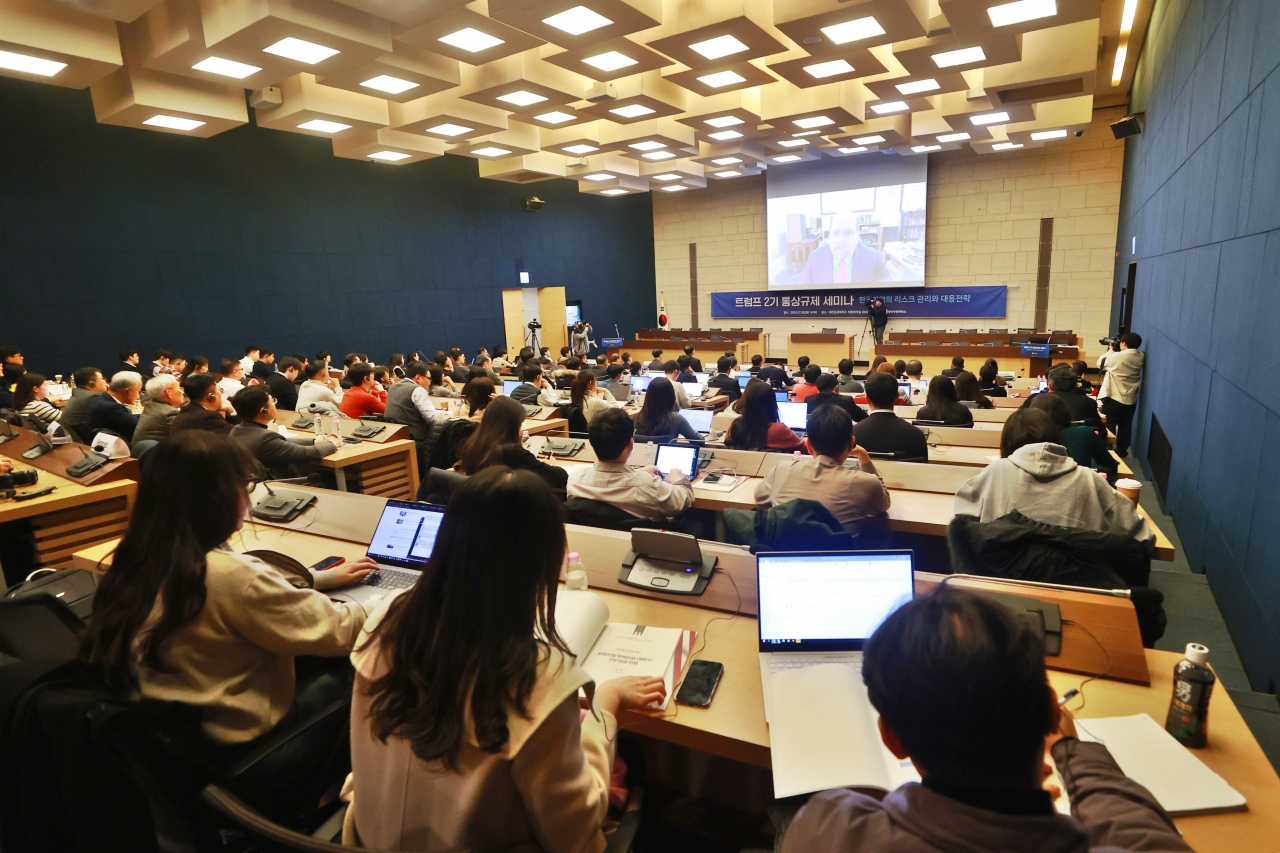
[549,590,610,661]
[580,624,683,686]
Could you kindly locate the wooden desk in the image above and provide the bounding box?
[619,336,762,364]
[276,411,409,443]
[786,333,847,368]
[0,428,138,486]
[309,438,419,499]
[0,463,136,572]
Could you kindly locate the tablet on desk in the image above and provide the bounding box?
[654,444,698,481]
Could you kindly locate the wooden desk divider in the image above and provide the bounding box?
[277,410,409,443]
[924,425,1002,448]
[897,405,1016,423]
[0,427,139,485]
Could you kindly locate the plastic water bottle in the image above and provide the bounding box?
[314,416,323,439]
[1165,643,1215,747]
[565,552,589,591]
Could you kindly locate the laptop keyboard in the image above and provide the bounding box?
[364,567,420,590]
[768,654,862,674]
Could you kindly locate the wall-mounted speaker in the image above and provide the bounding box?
[524,197,544,211]
[1110,114,1143,139]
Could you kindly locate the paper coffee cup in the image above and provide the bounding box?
[1115,478,1141,506]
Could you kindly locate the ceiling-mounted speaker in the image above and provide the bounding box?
[1110,114,1143,139]
[585,81,617,102]
[524,197,544,211]
[250,87,282,110]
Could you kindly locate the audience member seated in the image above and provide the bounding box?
[781,586,1191,853]
[383,362,449,469]
[620,352,635,373]
[509,362,559,407]
[589,354,609,380]
[570,370,614,426]
[902,359,927,397]
[239,345,260,375]
[453,397,567,490]
[150,349,171,377]
[567,408,694,519]
[551,357,579,384]
[1030,394,1118,478]
[851,373,929,461]
[341,364,388,418]
[633,378,703,444]
[491,345,513,371]
[132,374,184,446]
[793,365,822,402]
[675,355,698,384]
[0,345,22,370]
[663,360,693,408]
[473,354,500,383]
[723,381,804,452]
[85,371,142,443]
[602,364,632,401]
[941,355,965,378]
[864,355,887,380]
[683,344,703,373]
[344,466,662,851]
[266,357,301,411]
[978,361,1008,397]
[791,355,811,379]
[954,371,994,409]
[915,375,974,426]
[118,347,143,377]
[806,374,867,422]
[892,359,906,379]
[81,432,374,790]
[1020,365,1102,428]
[462,376,496,421]
[172,373,233,435]
[954,409,1153,544]
[706,356,742,402]
[166,354,187,377]
[648,348,666,371]
[231,386,340,479]
[836,359,863,394]
[427,365,460,398]
[13,373,61,428]
[60,367,107,429]
[217,359,246,402]
[755,404,889,536]
[297,362,343,415]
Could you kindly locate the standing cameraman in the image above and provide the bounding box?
[1096,332,1145,457]
[867,298,888,345]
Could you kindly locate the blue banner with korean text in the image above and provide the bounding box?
[710,286,1007,319]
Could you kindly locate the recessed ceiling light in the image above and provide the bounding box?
[582,50,637,72]
[774,154,802,162]
[368,150,411,161]
[853,135,885,144]
[912,144,942,152]
[542,5,613,35]
[937,132,971,142]
[1031,128,1068,140]
[709,130,743,141]
[777,139,808,147]
[871,101,909,114]
[992,142,1023,150]
[143,115,206,131]
[263,37,339,64]
[713,170,743,177]
[688,34,749,61]
[564,144,598,154]
[987,0,1057,28]
[711,157,742,165]
[534,111,576,124]
[804,59,854,78]
[820,16,886,45]
[472,146,512,157]
[426,123,473,136]
[705,115,744,128]
[192,56,261,79]
[970,111,1010,125]
[438,27,505,53]
[496,90,547,106]
[651,173,681,181]
[0,50,67,77]
[629,140,666,150]
[1120,0,1138,31]
[838,146,868,153]
[297,119,352,133]
[601,188,629,195]
[933,46,986,67]
[794,130,822,136]
[610,104,655,118]
[661,185,689,191]
[1111,45,1128,83]
[360,74,418,94]
[582,172,613,181]
[698,70,747,88]
[896,78,940,94]
[794,115,834,128]
[642,151,677,160]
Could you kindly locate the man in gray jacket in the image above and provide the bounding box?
[229,385,340,479]
[782,586,1192,853]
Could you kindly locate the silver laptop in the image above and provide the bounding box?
[757,550,915,722]
[326,500,445,606]
[776,401,809,435]
[678,408,714,434]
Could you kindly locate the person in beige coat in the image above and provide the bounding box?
[343,467,665,853]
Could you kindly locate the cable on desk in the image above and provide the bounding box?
[1060,618,1113,743]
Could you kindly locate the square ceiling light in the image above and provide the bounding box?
[838,146,867,153]
[987,0,1057,28]
[688,34,748,61]
[472,146,512,157]
[610,103,655,119]
[601,188,629,195]
[804,59,854,79]
[820,16,886,45]
[853,134,885,144]
[937,132,971,142]
[706,115,743,128]
[971,111,1010,125]
[534,110,576,123]
[361,75,419,94]
[793,130,821,136]
[992,141,1023,149]
[650,173,681,181]
[629,140,666,150]
[897,78,939,94]
[426,122,473,136]
[582,50,637,72]
[368,150,411,161]
[912,144,941,152]
[263,37,339,65]
[698,70,747,88]
[661,185,689,191]
[870,101,909,114]
[438,28,505,53]
[774,154,802,162]
[191,57,261,80]
[709,130,743,140]
[496,90,547,106]
[564,143,598,154]
[542,6,613,35]
[298,118,352,133]
[794,115,834,129]
[582,172,613,181]
[777,139,808,147]
[933,46,985,67]
[143,115,205,131]
[1031,128,1068,140]
[711,156,742,165]
[0,50,68,77]
[712,170,743,177]
[642,151,676,160]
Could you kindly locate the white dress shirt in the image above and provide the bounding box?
[218,376,246,404]
[566,461,694,519]
[409,384,447,423]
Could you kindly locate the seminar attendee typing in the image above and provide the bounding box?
[569,369,614,426]
[230,386,340,479]
[754,404,890,536]
[953,408,1154,545]
[723,381,804,452]
[84,371,142,444]
[781,586,1192,853]
[343,466,665,851]
[452,396,567,490]
[132,374,184,447]
[850,373,929,461]
[601,363,632,401]
[567,408,694,520]
[664,360,693,408]
[633,377,703,444]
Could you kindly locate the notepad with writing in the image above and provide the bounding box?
[769,663,919,799]
[1074,714,1246,816]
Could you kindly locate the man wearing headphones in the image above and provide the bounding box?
[1019,364,1102,430]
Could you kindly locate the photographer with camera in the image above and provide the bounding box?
[1096,332,1145,457]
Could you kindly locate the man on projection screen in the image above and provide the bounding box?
[796,214,887,286]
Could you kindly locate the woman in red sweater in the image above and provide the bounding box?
[724,381,804,452]
[340,363,387,419]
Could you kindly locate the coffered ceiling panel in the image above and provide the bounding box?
[387,90,508,139]
[489,0,660,49]
[766,46,889,89]
[863,70,969,100]
[457,47,582,110]
[0,0,123,89]
[56,0,165,23]
[395,6,544,64]
[315,41,459,101]
[256,71,389,137]
[941,0,1101,44]
[329,0,470,29]
[773,0,929,56]
[646,15,789,70]
[539,36,671,82]
[332,126,446,162]
[479,150,568,181]
[91,53,247,135]
[981,19,1098,107]
[662,58,776,97]
[891,32,1022,78]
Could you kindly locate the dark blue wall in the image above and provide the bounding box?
[0,75,655,377]
[1114,0,1280,690]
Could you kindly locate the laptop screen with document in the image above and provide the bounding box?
[679,408,713,433]
[776,401,809,431]
[366,500,446,570]
[757,551,914,652]
[654,444,698,481]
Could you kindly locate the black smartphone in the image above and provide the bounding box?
[310,556,345,571]
[675,660,724,708]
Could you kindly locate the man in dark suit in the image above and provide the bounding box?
[706,356,742,403]
[60,367,107,431]
[171,373,233,435]
[806,374,867,422]
[266,357,302,411]
[647,348,665,372]
[1019,365,1102,428]
[683,345,703,374]
[941,356,965,378]
[589,354,610,380]
[756,359,795,388]
[510,361,557,406]
[85,371,142,443]
[850,372,928,461]
[118,347,143,377]
[229,385,339,479]
[675,355,699,384]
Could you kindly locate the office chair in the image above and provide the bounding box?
[905,329,923,333]
[131,439,158,459]
[0,593,84,661]
[958,328,978,334]
[749,327,763,332]
[418,467,467,504]
[563,498,667,531]
[821,328,837,334]
[988,328,1008,334]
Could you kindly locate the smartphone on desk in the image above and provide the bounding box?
[675,660,724,708]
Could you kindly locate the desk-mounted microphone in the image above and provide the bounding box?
[65,444,109,479]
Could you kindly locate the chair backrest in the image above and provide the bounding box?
[132,439,159,459]
[563,497,664,531]
[0,594,85,661]
[417,467,467,504]
[558,404,588,435]
[906,328,923,333]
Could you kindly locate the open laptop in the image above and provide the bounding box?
[776,401,809,436]
[502,379,522,395]
[757,550,915,721]
[737,375,751,388]
[654,443,699,481]
[326,500,445,606]
[774,390,790,403]
[679,408,714,435]
[631,374,654,393]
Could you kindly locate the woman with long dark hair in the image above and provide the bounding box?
[915,375,974,425]
[345,467,664,851]
[954,370,994,409]
[453,396,567,489]
[14,372,60,428]
[570,369,612,426]
[724,380,803,451]
[633,377,702,443]
[180,355,209,384]
[865,354,887,380]
[81,431,374,746]
[462,376,495,420]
